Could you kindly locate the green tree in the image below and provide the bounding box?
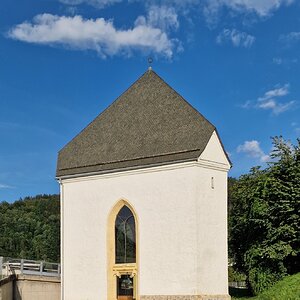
[0,194,60,262]
[229,137,300,295]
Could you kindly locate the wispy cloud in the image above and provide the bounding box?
[291,122,300,134]
[257,99,294,114]
[8,14,178,58]
[241,84,296,115]
[257,84,295,114]
[272,57,298,65]
[279,31,300,43]
[240,100,251,109]
[136,5,179,32]
[216,29,255,48]
[273,57,283,65]
[7,0,295,60]
[58,0,294,16]
[64,6,78,15]
[59,0,121,8]
[258,84,289,100]
[203,0,294,24]
[57,0,294,25]
[237,140,269,162]
[0,183,15,189]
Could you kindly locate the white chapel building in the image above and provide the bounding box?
[56,69,231,300]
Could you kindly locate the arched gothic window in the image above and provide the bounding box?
[115,205,136,264]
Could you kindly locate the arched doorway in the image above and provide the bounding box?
[107,200,138,300]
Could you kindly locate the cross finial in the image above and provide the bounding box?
[148,57,153,70]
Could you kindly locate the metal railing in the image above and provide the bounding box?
[229,281,247,289]
[0,256,60,278]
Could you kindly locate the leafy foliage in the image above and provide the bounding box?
[0,194,60,262]
[228,266,247,282]
[229,137,300,295]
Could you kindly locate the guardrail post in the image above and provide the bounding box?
[20,259,24,274]
[0,256,3,278]
[58,264,61,276]
[40,261,43,275]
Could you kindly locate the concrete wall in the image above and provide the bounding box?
[0,277,14,300]
[14,275,60,300]
[61,133,230,300]
[0,275,60,300]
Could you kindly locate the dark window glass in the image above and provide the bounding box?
[115,205,136,264]
[117,275,134,297]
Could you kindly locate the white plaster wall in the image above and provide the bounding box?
[61,159,229,299]
[62,164,198,299]
[199,131,230,168]
[196,131,230,295]
[195,167,228,295]
[137,166,199,296]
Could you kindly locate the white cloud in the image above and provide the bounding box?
[257,99,295,114]
[280,31,300,43]
[240,100,252,108]
[203,0,294,23]
[237,140,269,162]
[272,57,298,65]
[0,184,14,189]
[241,84,296,115]
[223,0,293,16]
[59,0,191,9]
[216,28,255,48]
[135,5,179,32]
[8,14,177,58]
[258,84,289,100]
[257,84,295,114]
[59,0,121,8]
[65,6,78,15]
[291,122,300,133]
[58,0,293,23]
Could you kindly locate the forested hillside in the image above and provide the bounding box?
[0,194,60,262]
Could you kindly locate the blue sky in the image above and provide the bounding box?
[0,0,300,202]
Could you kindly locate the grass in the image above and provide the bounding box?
[230,273,300,300]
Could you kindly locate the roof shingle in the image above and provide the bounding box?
[56,70,216,177]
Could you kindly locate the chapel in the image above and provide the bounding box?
[56,69,231,300]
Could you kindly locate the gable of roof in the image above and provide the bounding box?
[56,69,216,177]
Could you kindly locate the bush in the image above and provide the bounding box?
[228,266,246,282]
[248,267,282,295]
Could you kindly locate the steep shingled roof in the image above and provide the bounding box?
[56,69,216,177]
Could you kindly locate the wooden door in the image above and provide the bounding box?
[118,296,133,300]
[117,275,134,300]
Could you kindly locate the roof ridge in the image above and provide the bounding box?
[151,71,216,130]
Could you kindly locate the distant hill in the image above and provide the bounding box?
[0,194,60,262]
